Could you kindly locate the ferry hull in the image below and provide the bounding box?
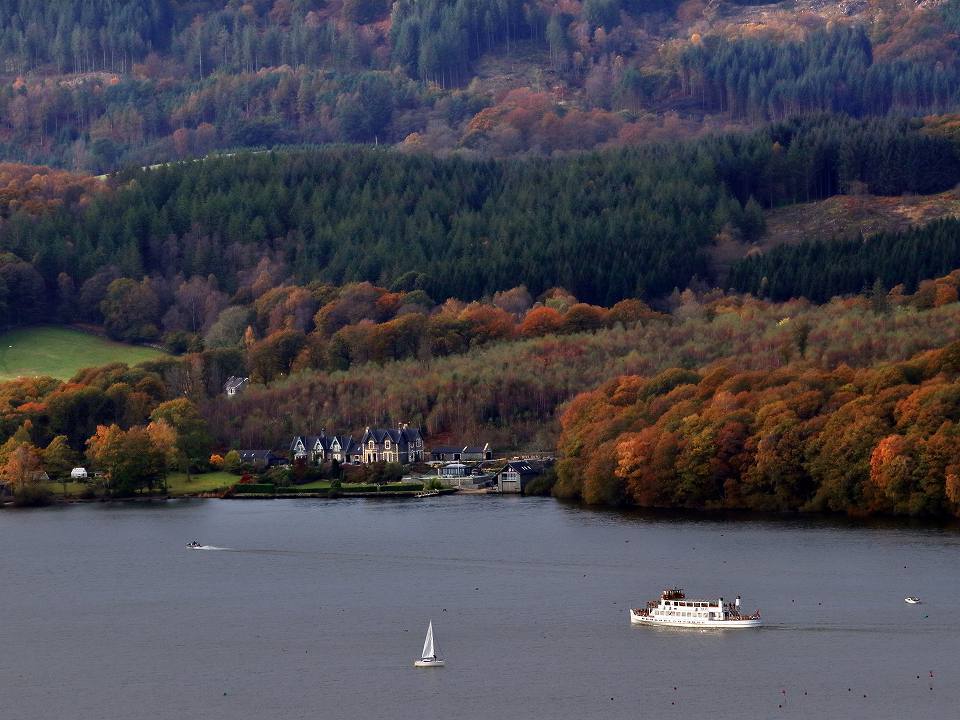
[630,610,762,629]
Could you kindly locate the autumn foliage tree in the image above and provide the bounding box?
[86,423,175,495]
[556,339,960,518]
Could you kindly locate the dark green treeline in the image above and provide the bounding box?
[1,115,958,328]
[728,218,960,302]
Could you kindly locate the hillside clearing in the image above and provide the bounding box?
[712,188,960,279]
[0,326,167,382]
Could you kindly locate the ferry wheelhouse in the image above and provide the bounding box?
[630,587,761,628]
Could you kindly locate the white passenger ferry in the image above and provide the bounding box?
[630,587,762,628]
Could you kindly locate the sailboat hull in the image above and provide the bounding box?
[414,659,445,668]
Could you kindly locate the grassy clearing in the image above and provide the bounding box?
[710,189,960,279]
[166,471,237,495]
[0,326,167,382]
[292,480,332,490]
[44,481,92,497]
[43,471,237,498]
[763,189,960,248]
[41,474,425,499]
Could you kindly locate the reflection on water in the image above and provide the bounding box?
[1,496,957,720]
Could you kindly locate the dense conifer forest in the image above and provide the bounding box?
[729,218,960,302]
[1,114,957,332]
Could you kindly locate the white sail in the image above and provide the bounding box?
[421,621,435,659]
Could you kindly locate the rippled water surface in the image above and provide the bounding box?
[2,496,958,719]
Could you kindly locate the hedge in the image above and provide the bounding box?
[232,483,276,494]
[340,482,424,493]
[276,486,330,494]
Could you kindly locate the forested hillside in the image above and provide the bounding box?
[0,115,956,338]
[6,2,960,512]
[3,265,960,501]
[205,269,960,452]
[3,1,960,166]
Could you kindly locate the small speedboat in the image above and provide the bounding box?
[904,596,922,604]
[186,541,203,549]
[414,621,445,668]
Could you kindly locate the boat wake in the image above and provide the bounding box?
[187,545,229,551]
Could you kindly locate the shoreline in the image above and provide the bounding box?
[6,492,960,529]
[2,487,470,507]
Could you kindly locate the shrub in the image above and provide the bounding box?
[12,484,53,507]
[263,466,291,485]
[524,468,557,496]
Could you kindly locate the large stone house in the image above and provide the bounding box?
[289,425,423,465]
[289,433,362,465]
[328,435,363,464]
[360,425,425,464]
[290,435,327,464]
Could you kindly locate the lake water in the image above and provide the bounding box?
[2,496,958,719]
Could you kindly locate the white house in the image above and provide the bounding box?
[70,467,88,480]
[224,376,249,397]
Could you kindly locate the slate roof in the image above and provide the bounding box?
[239,449,276,463]
[225,376,248,392]
[501,459,552,476]
[361,426,423,446]
[290,434,330,453]
[330,435,361,456]
[290,434,363,458]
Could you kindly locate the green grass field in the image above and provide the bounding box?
[0,326,167,382]
[45,471,239,498]
[166,471,238,495]
[41,473,428,498]
[293,480,332,490]
[44,481,91,497]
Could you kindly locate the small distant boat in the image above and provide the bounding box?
[186,541,203,549]
[415,490,441,498]
[630,587,762,628]
[904,596,922,604]
[414,621,445,667]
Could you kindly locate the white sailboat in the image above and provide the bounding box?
[413,620,445,667]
